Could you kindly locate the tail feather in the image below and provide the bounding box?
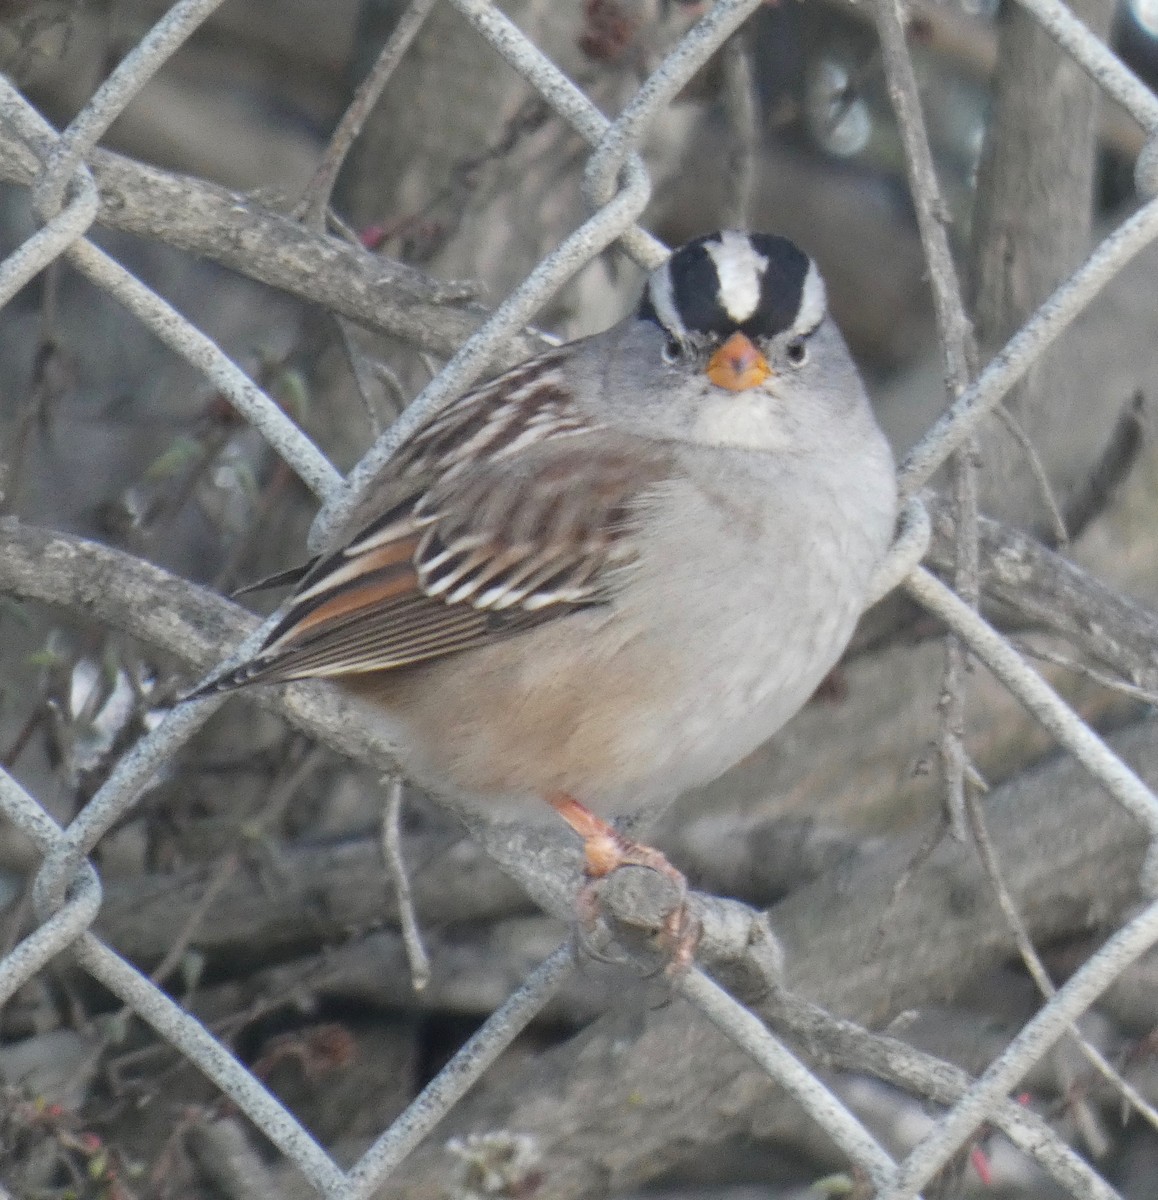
[184,558,319,700]
[180,657,284,703]
[230,559,315,598]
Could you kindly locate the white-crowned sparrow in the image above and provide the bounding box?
[193,231,897,945]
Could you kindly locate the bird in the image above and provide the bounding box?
[190,230,897,959]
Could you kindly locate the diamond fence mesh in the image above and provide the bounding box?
[2,0,1158,1197]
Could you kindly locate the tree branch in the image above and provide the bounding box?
[0,132,544,365]
[925,494,1158,691]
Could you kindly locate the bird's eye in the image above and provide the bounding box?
[661,338,684,365]
[786,338,808,367]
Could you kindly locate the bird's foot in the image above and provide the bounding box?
[546,792,700,973]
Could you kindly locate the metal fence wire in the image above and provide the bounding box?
[2,0,1158,1197]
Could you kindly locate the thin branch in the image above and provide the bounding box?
[879,897,1158,1199]
[334,316,389,439]
[757,988,1124,1200]
[873,0,976,390]
[299,0,441,230]
[345,942,574,1199]
[0,129,528,364]
[381,777,432,993]
[940,447,980,846]
[993,404,1071,546]
[963,785,1115,1154]
[904,565,1158,853]
[874,0,982,863]
[924,495,1158,691]
[148,747,324,991]
[1012,639,1158,706]
[1062,390,1148,543]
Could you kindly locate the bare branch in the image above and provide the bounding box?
[381,778,433,993]
[0,130,553,366]
[924,496,1158,691]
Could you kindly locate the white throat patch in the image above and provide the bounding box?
[704,231,768,323]
[693,393,791,453]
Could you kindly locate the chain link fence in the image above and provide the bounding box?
[2,0,1158,1196]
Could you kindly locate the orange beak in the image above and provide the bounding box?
[704,331,772,392]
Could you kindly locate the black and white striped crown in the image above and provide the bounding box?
[639,231,826,343]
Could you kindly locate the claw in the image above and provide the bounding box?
[572,881,630,965]
[545,791,700,973]
[659,901,701,976]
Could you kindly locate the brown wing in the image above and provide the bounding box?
[198,354,672,694]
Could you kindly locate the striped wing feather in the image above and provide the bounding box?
[205,362,672,694]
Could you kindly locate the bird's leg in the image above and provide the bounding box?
[544,791,699,971]
[545,791,685,882]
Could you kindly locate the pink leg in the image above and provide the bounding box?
[545,792,700,971]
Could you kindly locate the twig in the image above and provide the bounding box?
[299,0,441,231]
[873,0,975,389]
[899,196,1158,498]
[756,988,1123,1200]
[939,449,978,845]
[381,777,432,992]
[874,0,981,855]
[1011,639,1158,706]
[1063,390,1148,544]
[212,459,296,596]
[878,897,1158,1199]
[0,130,498,360]
[0,261,63,519]
[992,404,1071,546]
[1,700,48,770]
[148,746,323,991]
[345,942,574,1199]
[370,356,412,424]
[923,495,1158,691]
[678,970,901,1192]
[963,784,1117,1155]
